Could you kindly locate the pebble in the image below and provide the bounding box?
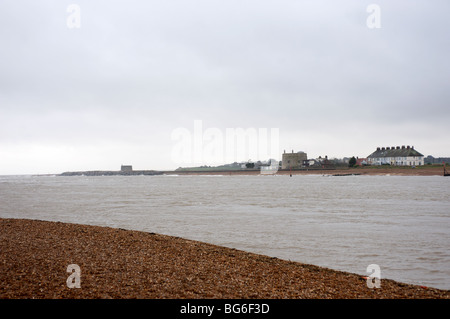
[1,218,448,299]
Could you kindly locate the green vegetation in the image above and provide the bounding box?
[348,156,357,167]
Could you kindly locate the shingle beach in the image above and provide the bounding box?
[1,218,448,299]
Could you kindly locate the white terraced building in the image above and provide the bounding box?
[367,145,424,166]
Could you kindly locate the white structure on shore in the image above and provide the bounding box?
[367,145,424,166]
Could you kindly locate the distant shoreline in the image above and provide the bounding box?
[59,170,164,176]
[57,165,447,177]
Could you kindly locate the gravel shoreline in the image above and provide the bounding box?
[1,218,448,299]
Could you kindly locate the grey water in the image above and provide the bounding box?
[0,174,449,290]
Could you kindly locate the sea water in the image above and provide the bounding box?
[0,174,449,290]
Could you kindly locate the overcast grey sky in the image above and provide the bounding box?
[1,0,449,174]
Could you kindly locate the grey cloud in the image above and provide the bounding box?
[1,1,449,173]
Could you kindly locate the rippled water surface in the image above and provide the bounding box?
[1,174,449,290]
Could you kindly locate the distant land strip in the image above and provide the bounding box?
[59,170,165,176]
[58,168,337,176]
[57,165,447,177]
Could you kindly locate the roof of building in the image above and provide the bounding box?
[368,146,423,158]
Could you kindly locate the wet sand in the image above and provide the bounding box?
[1,218,448,299]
